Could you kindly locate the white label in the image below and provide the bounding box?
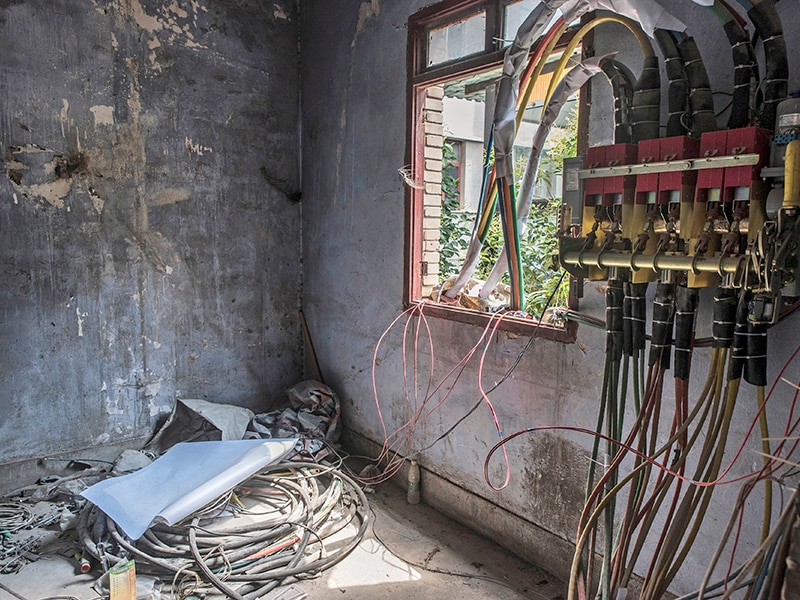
[779,113,800,128]
[565,168,580,192]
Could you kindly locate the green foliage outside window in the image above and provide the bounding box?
[438,107,576,317]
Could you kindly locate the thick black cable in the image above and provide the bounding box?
[677,36,718,136]
[606,279,624,362]
[747,0,788,131]
[649,282,675,370]
[731,289,750,380]
[722,18,759,128]
[631,55,661,143]
[654,29,690,137]
[674,286,699,380]
[601,59,634,144]
[712,287,737,348]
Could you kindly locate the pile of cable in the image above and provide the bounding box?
[77,462,369,600]
[0,501,35,534]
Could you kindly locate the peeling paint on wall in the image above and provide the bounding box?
[76,307,87,337]
[0,0,302,471]
[5,145,79,210]
[273,3,291,20]
[112,0,209,70]
[90,105,115,126]
[355,0,380,43]
[185,137,212,156]
[150,187,191,206]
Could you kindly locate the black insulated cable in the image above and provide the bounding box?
[722,18,759,129]
[745,321,768,386]
[674,286,699,380]
[732,291,750,380]
[630,283,648,353]
[631,55,662,143]
[602,59,635,144]
[654,29,690,137]
[607,279,625,362]
[649,282,675,370]
[677,37,718,136]
[712,287,737,348]
[747,0,788,131]
[623,282,633,357]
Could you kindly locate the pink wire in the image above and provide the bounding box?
[478,312,513,490]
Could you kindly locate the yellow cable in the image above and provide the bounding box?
[543,15,655,116]
[515,21,569,130]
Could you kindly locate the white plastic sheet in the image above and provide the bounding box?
[557,0,686,36]
[81,439,296,539]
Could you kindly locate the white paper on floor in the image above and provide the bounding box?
[81,439,296,539]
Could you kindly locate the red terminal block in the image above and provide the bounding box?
[583,145,607,208]
[602,143,638,206]
[659,135,700,203]
[694,130,728,206]
[722,127,772,203]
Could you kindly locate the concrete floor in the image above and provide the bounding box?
[0,481,565,600]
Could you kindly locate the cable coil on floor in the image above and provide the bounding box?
[77,462,369,600]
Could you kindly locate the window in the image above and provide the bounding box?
[405,0,580,338]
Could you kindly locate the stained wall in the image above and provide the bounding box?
[0,0,302,478]
[300,0,800,593]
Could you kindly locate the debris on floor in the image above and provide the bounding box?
[0,381,564,600]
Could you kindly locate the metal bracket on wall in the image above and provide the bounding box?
[577,153,761,180]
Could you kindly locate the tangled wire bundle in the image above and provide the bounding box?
[77,462,369,600]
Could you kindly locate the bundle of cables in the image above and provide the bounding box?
[77,462,369,600]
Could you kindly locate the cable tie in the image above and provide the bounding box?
[731,40,750,50]
[762,34,784,44]
[683,57,703,67]
[498,431,503,437]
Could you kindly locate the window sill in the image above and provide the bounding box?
[409,300,578,343]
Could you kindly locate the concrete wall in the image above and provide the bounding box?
[0,0,302,473]
[300,0,800,594]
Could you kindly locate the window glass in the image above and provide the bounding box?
[428,11,487,66]
[503,0,541,45]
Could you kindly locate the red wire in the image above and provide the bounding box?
[478,311,512,490]
[366,304,510,486]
